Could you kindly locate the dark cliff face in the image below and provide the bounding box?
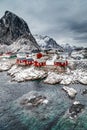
[0,11,38,47]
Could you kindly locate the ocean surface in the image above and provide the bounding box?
[0,72,87,130]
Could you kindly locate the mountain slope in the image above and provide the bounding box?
[9,36,40,52]
[34,35,63,51]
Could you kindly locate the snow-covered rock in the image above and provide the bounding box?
[9,66,47,82]
[62,86,77,99]
[0,60,14,71]
[69,101,85,119]
[44,67,87,85]
[20,95,48,108]
[78,76,87,85]
[44,72,61,84]
[7,65,22,76]
[2,57,86,85]
[60,76,73,85]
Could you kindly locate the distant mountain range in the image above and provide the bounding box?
[61,43,84,52]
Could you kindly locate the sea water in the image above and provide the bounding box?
[0,72,87,130]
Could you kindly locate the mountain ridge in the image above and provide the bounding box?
[34,34,63,51]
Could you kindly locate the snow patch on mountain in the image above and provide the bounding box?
[8,37,40,53]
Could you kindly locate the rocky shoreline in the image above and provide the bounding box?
[0,59,87,85]
[0,59,87,122]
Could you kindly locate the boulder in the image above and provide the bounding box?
[82,89,87,95]
[20,95,48,108]
[60,76,72,85]
[78,76,87,85]
[69,101,85,119]
[62,86,77,99]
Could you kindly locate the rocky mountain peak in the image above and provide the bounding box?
[0,11,38,47]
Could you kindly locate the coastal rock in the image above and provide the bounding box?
[9,66,47,82]
[0,60,14,71]
[6,59,87,85]
[44,72,61,84]
[82,89,87,95]
[60,76,72,85]
[60,69,87,85]
[78,76,87,85]
[20,95,48,109]
[7,65,18,75]
[62,86,77,99]
[69,101,85,119]
[7,65,22,76]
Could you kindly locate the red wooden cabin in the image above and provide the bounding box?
[34,59,46,67]
[26,58,34,65]
[54,60,68,67]
[16,58,34,66]
[16,58,27,65]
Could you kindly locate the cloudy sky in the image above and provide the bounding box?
[0,0,87,46]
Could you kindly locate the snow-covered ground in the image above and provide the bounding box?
[71,50,84,59]
[0,56,87,85]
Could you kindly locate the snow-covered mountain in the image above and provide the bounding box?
[61,43,84,52]
[34,35,63,51]
[61,43,75,52]
[0,11,39,52]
